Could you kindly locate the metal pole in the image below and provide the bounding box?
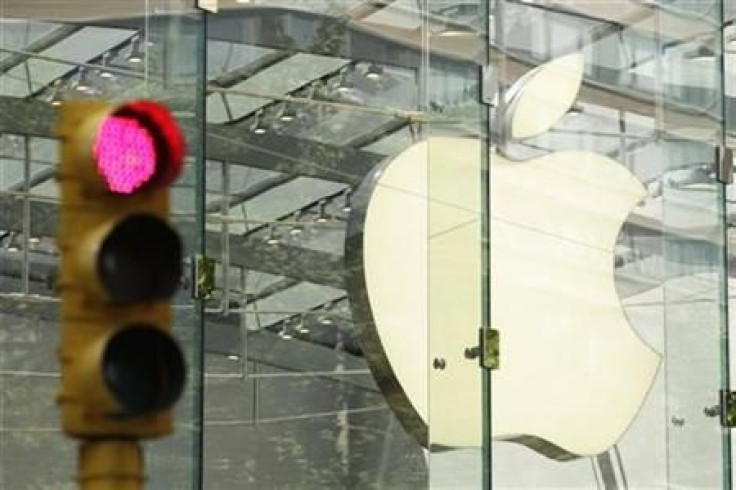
[78,440,143,490]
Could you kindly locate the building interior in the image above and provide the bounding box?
[2,0,736,488]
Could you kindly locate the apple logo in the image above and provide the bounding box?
[345,53,661,459]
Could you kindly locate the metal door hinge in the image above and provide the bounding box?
[716,146,733,184]
[481,328,500,370]
[480,66,497,107]
[192,254,215,300]
[465,328,500,370]
[719,390,736,427]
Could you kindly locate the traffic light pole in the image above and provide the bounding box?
[78,440,143,490]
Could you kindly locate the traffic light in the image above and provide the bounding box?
[55,100,186,440]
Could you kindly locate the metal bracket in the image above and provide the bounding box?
[481,328,500,370]
[192,254,215,300]
[480,65,497,107]
[465,329,499,370]
[716,146,733,185]
[720,390,736,427]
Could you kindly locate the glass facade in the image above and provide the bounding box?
[489,1,731,488]
[0,0,735,488]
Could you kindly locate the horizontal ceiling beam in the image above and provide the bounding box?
[20,7,717,136]
[0,295,371,390]
[206,234,345,289]
[205,174,296,213]
[7,1,724,123]
[211,51,294,89]
[0,97,381,186]
[196,120,378,186]
[0,24,84,75]
[0,197,345,289]
[494,48,718,137]
[200,8,718,135]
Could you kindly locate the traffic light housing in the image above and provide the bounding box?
[56,100,186,439]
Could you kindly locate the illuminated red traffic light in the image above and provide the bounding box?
[57,99,186,454]
[94,116,156,194]
[92,100,185,195]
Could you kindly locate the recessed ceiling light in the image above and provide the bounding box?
[127,37,144,64]
[341,191,352,213]
[684,45,716,62]
[99,53,115,79]
[365,63,384,81]
[315,201,329,223]
[75,69,92,92]
[252,111,268,134]
[279,104,297,122]
[264,225,280,245]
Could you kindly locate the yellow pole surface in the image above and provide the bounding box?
[78,440,144,490]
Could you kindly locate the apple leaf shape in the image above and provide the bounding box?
[348,136,661,459]
[505,52,584,140]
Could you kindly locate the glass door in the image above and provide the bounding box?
[487,0,732,488]
[659,1,730,488]
[200,3,433,488]
[201,0,490,486]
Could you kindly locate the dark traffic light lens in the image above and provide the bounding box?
[103,325,185,418]
[98,214,182,304]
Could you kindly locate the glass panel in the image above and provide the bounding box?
[424,0,489,487]
[147,10,206,490]
[1,0,732,488]
[0,3,205,489]
[202,5,429,488]
[727,8,736,490]
[660,1,730,488]
[488,0,730,488]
